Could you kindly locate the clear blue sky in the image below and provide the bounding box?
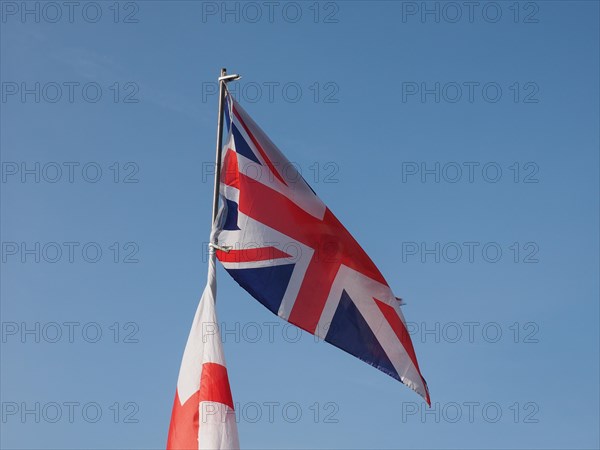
[1,1,599,448]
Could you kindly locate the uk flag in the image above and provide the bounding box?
[214,93,430,404]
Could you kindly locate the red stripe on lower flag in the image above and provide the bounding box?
[167,390,200,450]
[198,362,234,410]
[167,363,235,450]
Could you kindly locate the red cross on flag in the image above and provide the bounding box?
[214,93,430,404]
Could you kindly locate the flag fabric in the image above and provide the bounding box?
[214,92,430,404]
[167,249,240,450]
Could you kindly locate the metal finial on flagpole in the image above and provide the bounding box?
[211,68,241,236]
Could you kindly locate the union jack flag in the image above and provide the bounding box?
[214,93,430,404]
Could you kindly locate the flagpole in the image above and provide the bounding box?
[210,68,241,263]
[211,68,226,224]
[211,68,241,224]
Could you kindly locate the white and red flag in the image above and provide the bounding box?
[167,251,239,450]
